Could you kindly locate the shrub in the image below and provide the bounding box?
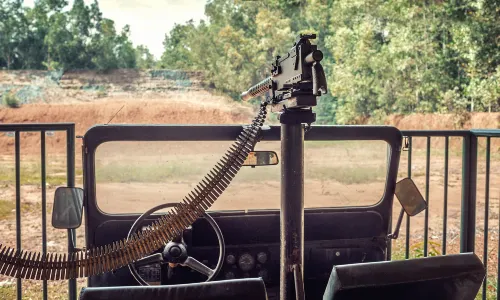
[96,90,108,98]
[2,93,21,108]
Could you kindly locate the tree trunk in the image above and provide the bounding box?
[6,53,11,70]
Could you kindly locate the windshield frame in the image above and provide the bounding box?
[83,124,402,221]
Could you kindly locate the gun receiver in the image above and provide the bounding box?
[241,34,327,110]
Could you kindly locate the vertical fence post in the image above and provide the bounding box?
[442,136,449,255]
[66,126,77,300]
[15,131,21,300]
[482,137,490,300]
[41,131,48,300]
[460,133,477,253]
[424,137,430,257]
[405,137,412,259]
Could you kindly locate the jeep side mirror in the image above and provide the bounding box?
[395,178,427,216]
[242,151,279,167]
[52,187,84,229]
[388,178,427,239]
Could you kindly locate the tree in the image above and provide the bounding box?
[43,12,71,70]
[159,21,196,70]
[115,25,136,69]
[135,45,155,69]
[0,0,26,69]
[0,0,135,71]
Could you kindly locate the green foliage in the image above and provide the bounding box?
[2,93,20,108]
[0,0,139,71]
[136,45,155,69]
[410,241,441,258]
[157,0,499,123]
[1,0,498,121]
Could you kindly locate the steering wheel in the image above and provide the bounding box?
[126,203,225,286]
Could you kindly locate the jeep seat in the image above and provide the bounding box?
[323,252,485,300]
[79,278,268,300]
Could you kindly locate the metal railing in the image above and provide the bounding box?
[0,124,76,300]
[399,129,499,300]
[2,124,498,299]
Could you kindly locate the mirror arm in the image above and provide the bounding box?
[68,228,77,250]
[388,207,405,240]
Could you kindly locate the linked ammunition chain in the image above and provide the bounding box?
[0,102,269,280]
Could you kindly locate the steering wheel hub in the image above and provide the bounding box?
[163,242,187,263]
[169,246,181,257]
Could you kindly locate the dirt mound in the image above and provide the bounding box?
[0,69,207,105]
[0,92,254,154]
[59,69,205,93]
[385,112,500,150]
[385,112,500,130]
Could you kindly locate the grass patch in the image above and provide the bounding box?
[0,200,36,220]
[0,285,15,299]
[0,200,16,219]
[304,140,372,149]
[235,165,280,182]
[96,159,386,185]
[0,280,72,300]
[96,161,204,183]
[0,163,67,186]
[306,165,387,184]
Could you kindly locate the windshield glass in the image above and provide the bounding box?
[95,140,388,214]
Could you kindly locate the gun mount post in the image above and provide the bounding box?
[280,107,315,300]
[241,33,327,300]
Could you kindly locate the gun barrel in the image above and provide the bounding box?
[241,77,272,101]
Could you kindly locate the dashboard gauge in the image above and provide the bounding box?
[238,253,256,272]
[224,271,236,280]
[257,252,268,264]
[226,254,236,265]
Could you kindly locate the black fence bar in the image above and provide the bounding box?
[443,136,449,255]
[0,123,76,132]
[0,124,75,300]
[461,134,477,253]
[496,142,500,299]
[15,131,21,300]
[67,127,77,300]
[41,131,48,300]
[400,130,470,137]
[405,137,412,259]
[482,137,491,300]
[423,137,431,257]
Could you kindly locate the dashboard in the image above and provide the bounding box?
[91,211,389,300]
[137,240,384,300]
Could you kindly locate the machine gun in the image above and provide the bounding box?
[241,34,327,113]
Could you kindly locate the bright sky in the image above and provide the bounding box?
[24,0,208,59]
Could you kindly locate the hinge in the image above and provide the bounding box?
[402,136,409,151]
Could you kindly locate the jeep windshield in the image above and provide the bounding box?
[95,139,389,214]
